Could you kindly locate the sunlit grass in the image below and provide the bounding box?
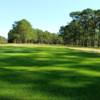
[0,45,100,100]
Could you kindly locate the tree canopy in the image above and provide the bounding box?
[59,8,100,47]
[8,19,63,44]
[8,19,33,43]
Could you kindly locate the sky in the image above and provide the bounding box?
[0,0,100,38]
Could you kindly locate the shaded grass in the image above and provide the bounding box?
[0,45,100,100]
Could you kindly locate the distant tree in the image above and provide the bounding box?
[8,19,63,44]
[8,19,33,43]
[59,8,100,47]
[0,36,7,44]
[32,29,63,44]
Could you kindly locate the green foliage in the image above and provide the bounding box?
[34,29,63,44]
[8,19,63,44]
[8,19,33,43]
[60,8,100,47]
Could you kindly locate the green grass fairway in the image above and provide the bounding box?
[0,45,100,100]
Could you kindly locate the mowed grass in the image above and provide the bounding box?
[0,44,100,100]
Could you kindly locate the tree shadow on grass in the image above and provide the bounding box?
[0,96,19,100]
[0,47,100,72]
[0,68,100,100]
[0,46,42,53]
[0,47,100,99]
[0,56,79,67]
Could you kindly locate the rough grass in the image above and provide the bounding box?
[0,44,100,100]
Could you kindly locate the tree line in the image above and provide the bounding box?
[1,8,100,47]
[59,8,100,47]
[8,19,63,44]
